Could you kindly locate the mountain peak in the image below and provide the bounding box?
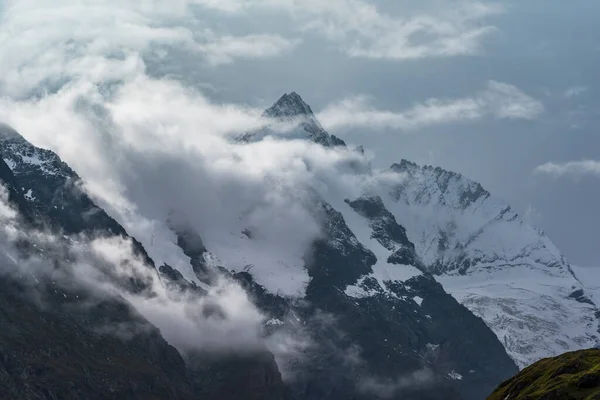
[238,92,346,148]
[263,92,315,120]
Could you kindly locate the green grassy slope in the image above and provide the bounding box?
[488,349,600,400]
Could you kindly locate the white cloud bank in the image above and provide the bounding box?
[0,0,391,301]
[534,160,600,178]
[0,185,270,354]
[196,32,300,65]
[318,81,544,131]
[192,0,503,61]
[0,0,298,98]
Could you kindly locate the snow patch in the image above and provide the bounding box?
[320,193,421,299]
[266,318,285,326]
[24,189,35,201]
[3,158,16,170]
[203,228,310,298]
[448,371,463,380]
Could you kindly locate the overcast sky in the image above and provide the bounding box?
[1,0,600,266]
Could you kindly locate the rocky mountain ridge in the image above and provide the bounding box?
[0,113,517,398]
[383,157,600,368]
[235,93,600,369]
[1,91,592,399]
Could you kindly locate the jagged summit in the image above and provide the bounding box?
[390,159,491,209]
[263,92,316,120]
[239,92,347,148]
[381,157,600,368]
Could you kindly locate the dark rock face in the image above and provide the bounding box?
[0,155,192,399]
[0,134,290,400]
[0,275,193,400]
[487,349,600,400]
[188,351,289,400]
[224,199,516,399]
[291,201,518,400]
[308,202,377,289]
[0,126,154,271]
[345,196,422,268]
[168,216,217,286]
[568,289,596,306]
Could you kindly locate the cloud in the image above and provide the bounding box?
[534,160,600,179]
[0,0,504,102]
[564,86,587,99]
[304,0,502,61]
[523,203,542,225]
[0,186,274,355]
[0,0,377,299]
[358,369,434,399]
[0,78,360,296]
[196,32,301,65]
[483,81,545,119]
[0,0,298,98]
[192,0,503,61]
[318,81,544,131]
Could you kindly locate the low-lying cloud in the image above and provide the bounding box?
[358,369,434,399]
[0,186,271,355]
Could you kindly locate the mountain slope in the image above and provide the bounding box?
[375,160,600,368]
[235,93,600,372]
[0,130,289,400]
[571,266,600,305]
[0,157,194,399]
[487,349,600,400]
[0,97,519,399]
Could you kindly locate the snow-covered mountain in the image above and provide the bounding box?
[237,93,600,369]
[1,92,596,398]
[571,265,600,305]
[0,100,517,399]
[375,160,600,368]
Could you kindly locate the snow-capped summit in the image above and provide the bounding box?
[239,92,347,147]
[390,160,491,213]
[0,124,70,179]
[262,92,316,120]
[376,159,600,368]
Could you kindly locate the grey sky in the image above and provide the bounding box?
[1,0,599,266]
